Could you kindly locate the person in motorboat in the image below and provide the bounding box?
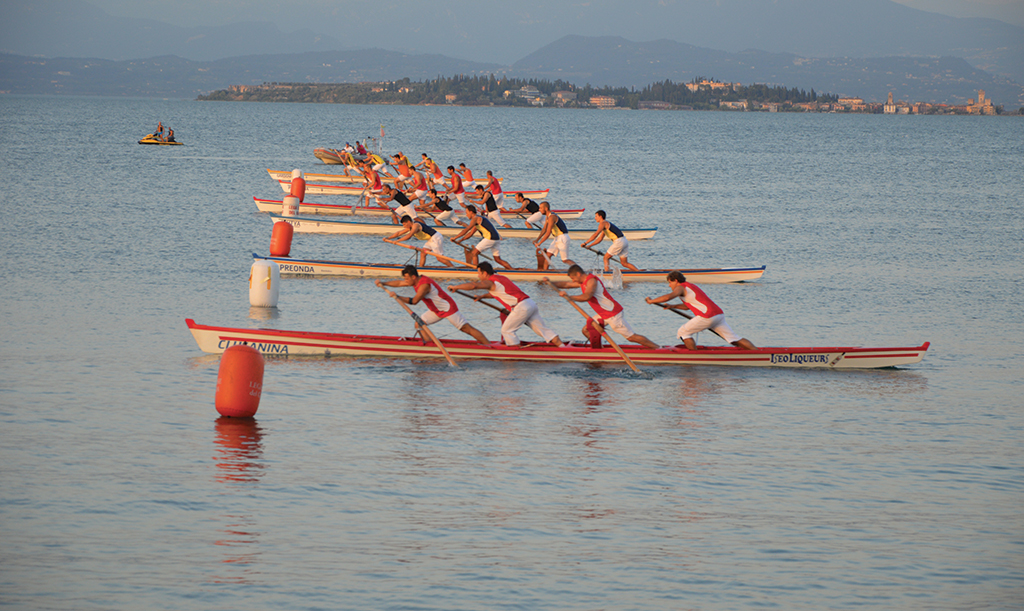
[533,202,577,271]
[447,262,563,347]
[581,210,640,272]
[646,271,756,350]
[449,205,513,270]
[547,264,659,349]
[165,128,175,143]
[377,266,489,344]
[154,121,164,140]
[384,216,452,267]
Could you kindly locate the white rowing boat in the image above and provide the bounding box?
[275,179,549,200]
[268,169,496,187]
[254,254,766,284]
[253,197,585,220]
[268,213,657,240]
[186,319,930,369]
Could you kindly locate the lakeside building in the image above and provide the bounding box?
[589,95,616,109]
[967,90,997,115]
[685,80,741,92]
[639,100,672,110]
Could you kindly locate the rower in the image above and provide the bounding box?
[445,165,467,209]
[376,266,488,344]
[466,185,511,228]
[447,261,562,347]
[449,205,513,269]
[407,168,431,207]
[484,170,505,210]
[581,210,639,272]
[456,163,474,186]
[646,271,756,350]
[507,192,544,227]
[422,189,456,225]
[533,201,577,271]
[378,184,418,223]
[546,264,659,349]
[362,163,385,207]
[385,215,451,267]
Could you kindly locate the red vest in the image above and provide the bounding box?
[585,274,623,318]
[680,283,724,318]
[416,276,457,318]
[488,275,529,309]
[487,176,502,195]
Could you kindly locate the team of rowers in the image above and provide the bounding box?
[376,262,755,351]
[376,259,753,350]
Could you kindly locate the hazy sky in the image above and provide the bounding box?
[89,0,1024,29]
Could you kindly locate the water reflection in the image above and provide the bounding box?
[248,305,280,322]
[210,416,265,584]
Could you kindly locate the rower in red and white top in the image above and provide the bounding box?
[445,165,467,208]
[485,170,505,209]
[448,262,563,347]
[362,163,384,207]
[547,264,659,348]
[376,266,489,344]
[646,271,756,350]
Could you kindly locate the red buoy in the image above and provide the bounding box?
[269,220,293,256]
[215,345,265,418]
[290,176,306,202]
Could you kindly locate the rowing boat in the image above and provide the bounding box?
[274,179,549,200]
[254,254,765,284]
[185,319,929,369]
[253,197,585,220]
[268,169,495,187]
[268,213,657,240]
[314,148,345,164]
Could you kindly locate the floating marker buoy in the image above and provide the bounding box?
[290,169,306,202]
[269,220,293,257]
[281,195,300,217]
[215,344,264,418]
[249,259,280,307]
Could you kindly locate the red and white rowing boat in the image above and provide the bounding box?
[275,178,549,200]
[186,319,929,369]
[253,196,585,220]
[255,254,766,284]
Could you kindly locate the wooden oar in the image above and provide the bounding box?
[452,289,509,314]
[379,285,458,367]
[582,244,622,266]
[383,238,475,268]
[649,301,727,341]
[452,239,496,263]
[543,280,642,374]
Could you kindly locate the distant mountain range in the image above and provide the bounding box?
[2,36,1021,106]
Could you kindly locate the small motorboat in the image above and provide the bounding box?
[138,133,183,146]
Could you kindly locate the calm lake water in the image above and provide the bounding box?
[1,95,1021,610]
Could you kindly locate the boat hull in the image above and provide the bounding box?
[253,197,584,219]
[269,213,656,240]
[276,179,548,199]
[255,254,765,284]
[186,319,929,369]
[269,169,495,187]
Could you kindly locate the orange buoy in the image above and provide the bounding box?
[215,344,265,417]
[269,219,293,256]
[290,169,306,202]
